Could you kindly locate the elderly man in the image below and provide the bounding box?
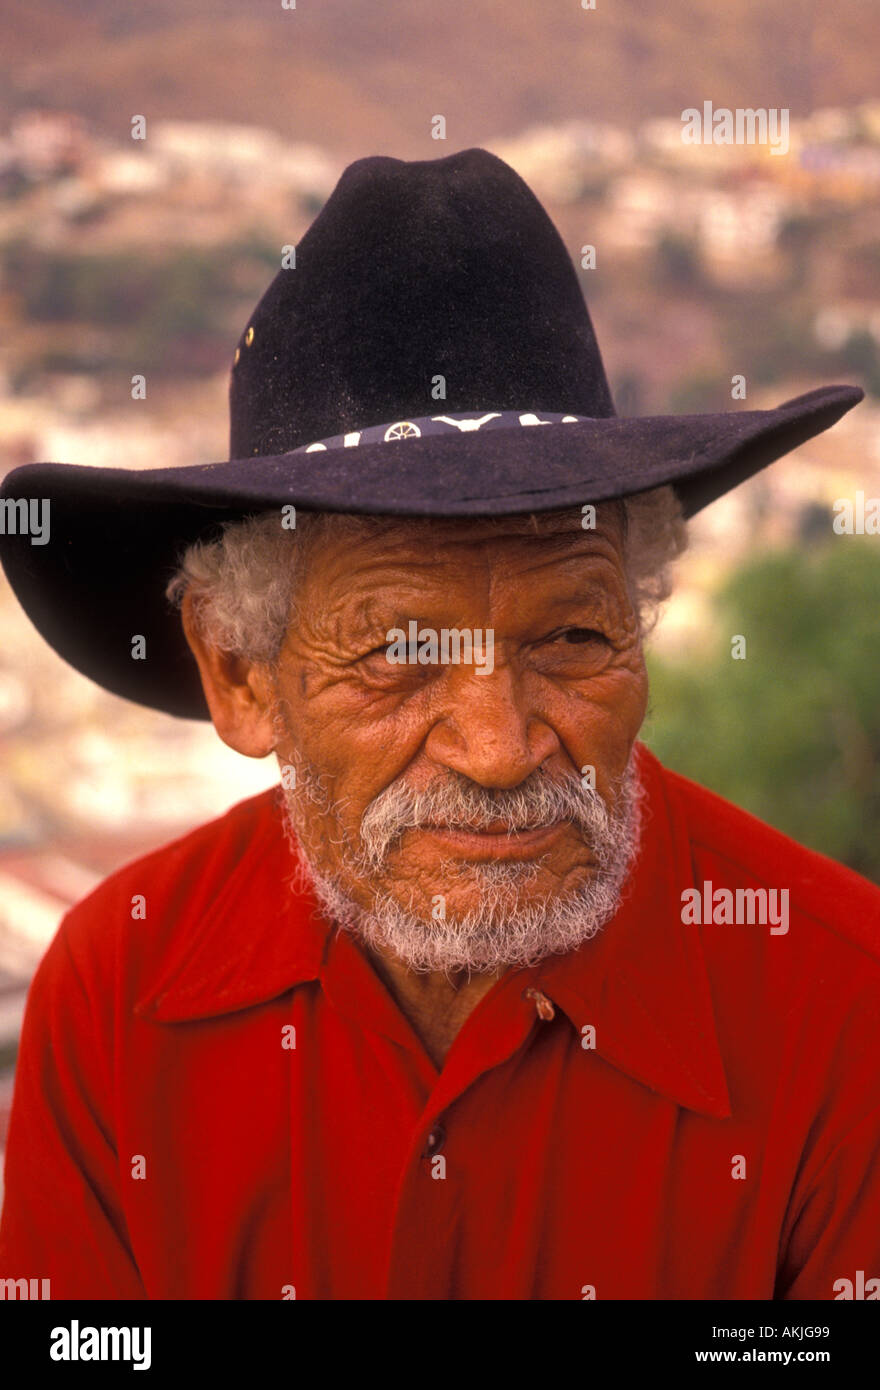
[0,149,878,1302]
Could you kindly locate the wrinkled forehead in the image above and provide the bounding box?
[295,500,627,573]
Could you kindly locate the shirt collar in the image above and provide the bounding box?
[134,790,329,1024]
[534,744,731,1118]
[134,746,730,1119]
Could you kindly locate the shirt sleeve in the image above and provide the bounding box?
[777,1102,880,1300]
[0,919,146,1299]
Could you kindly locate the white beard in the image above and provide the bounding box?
[278,752,644,977]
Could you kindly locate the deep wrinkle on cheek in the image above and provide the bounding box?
[548,648,647,759]
[288,656,430,769]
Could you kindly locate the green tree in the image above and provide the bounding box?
[642,540,880,882]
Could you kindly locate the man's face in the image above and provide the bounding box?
[268,504,649,971]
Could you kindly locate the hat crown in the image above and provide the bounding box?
[229,148,615,459]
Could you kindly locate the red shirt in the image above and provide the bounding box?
[2,743,879,1300]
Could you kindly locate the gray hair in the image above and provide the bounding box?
[166,488,687,665]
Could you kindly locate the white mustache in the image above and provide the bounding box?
[359,768,616,870]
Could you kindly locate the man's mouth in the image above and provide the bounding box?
[414,819,568,860]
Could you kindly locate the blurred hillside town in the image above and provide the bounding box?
[1,103,880,1175]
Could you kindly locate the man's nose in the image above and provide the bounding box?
[423,663,559,789]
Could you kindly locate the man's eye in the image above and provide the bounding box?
[361,642,426,669]
[555,627,608,645]
[363,643,416,661]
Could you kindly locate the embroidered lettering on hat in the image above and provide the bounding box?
[291,410,584,456]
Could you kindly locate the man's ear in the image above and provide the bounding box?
[181,592,277,758]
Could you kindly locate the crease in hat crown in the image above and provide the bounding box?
[228,147,616,461]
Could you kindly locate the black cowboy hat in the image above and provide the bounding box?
[0,147,863,720]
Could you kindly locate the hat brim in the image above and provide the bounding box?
[0,384,863,719]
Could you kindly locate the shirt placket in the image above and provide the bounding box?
[383,979,557,1300]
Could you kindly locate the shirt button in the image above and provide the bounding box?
[522,986,555,1021]
[424,1124,446,1157]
